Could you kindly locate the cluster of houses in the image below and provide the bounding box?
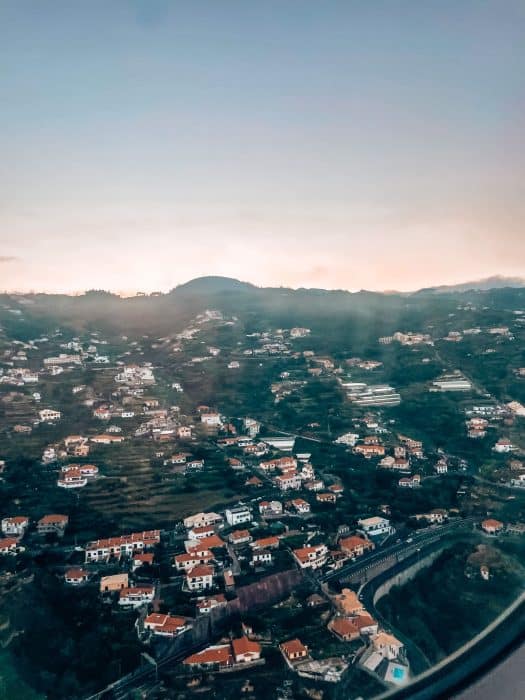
[0,513,68,554]
[183,635,263,671]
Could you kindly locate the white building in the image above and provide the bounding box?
[118,586,155,608]
[251,550,273,567]
[432,375,472,392]
[183,512,223,530]
[57,468,87,488]
[185,565,214,591]
[494,438,514,454]
[293,544,328,570]
[39,408,62,422]
[358,516,395,538]
[201,412,222,426]
[1,516,29,537]
[143,613,190,637]
[434,460,448,474]
[274,472,302,491]
[225,506,252,526]
[334,432,360,447]
[85,530,160,562]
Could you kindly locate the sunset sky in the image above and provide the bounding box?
[1,1,524,294]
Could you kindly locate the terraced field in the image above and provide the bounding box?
[81,440,250,534]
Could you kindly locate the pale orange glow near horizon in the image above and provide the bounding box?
[1,2,524,294]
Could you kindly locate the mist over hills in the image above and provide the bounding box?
[415,275,525,295]
[1,274,524,342]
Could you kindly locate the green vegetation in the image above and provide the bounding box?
[377,541,524,663]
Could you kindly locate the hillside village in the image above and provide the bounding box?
[0,286,524,699]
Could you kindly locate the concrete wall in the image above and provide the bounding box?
[372,549,444,606]
[160,568,304,659]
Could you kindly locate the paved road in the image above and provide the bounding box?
[320,518,475,584]
[454,643,525,700]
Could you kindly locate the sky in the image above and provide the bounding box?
[1,0,524,294]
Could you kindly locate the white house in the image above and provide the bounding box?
[185,565,214,591]
[251,550,273,567]
[434,460,448,474]
[259,500,283,516]
[0,537,20,555]
[290,499,311,514]
[143,613,190,637]
[358,516,395,538]
[183,512,223,530]
[201,413,222,426]
[274,472,302,491]
[84,530,160,562]
[494,438,514,454]
[57,468,87,488]
[225,506,252,526]
[292,544,328,570]
[118,586,155,608]
[1,516,29,537]
[65,568,89,585]
[39,408,62,422]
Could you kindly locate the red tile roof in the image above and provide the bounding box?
[187,564,214,578]
[280,638,308,657]
[39,514,68,525]
[232,636,261,657]
[184,645,232,666]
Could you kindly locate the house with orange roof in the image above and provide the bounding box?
[186,534,225,552]
[90,434,125,444]
[132,552,154,571]
[316,492,336,504]
[328,616,360,642]
[183,644,233,670]
[37,514,68,537]
[274,472,302,491]
[85,530,160,562]
[354,443,386,458]
[333,588,364,616]
[57,467,87,489]
[258,500,282,516]
[259,456,297,472]
[187,524,216,540]
[251,535,280,550]
[481,518,504,535]
[229,529,252,545]
[1,516,29,538]
[353,613,379,636]
[65,568,89,585]
[290,498,311,514]
[174,550,213,572]
[183,511,223,530]
[196,594,226,615]
[0,537,20,555]
[185,564,214,591]
[118,585,155,608]
[231,636,261,664]
[339,535,375,559]
[292,544,328,570]
[143,613,190,637]
[280,638,309,665]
